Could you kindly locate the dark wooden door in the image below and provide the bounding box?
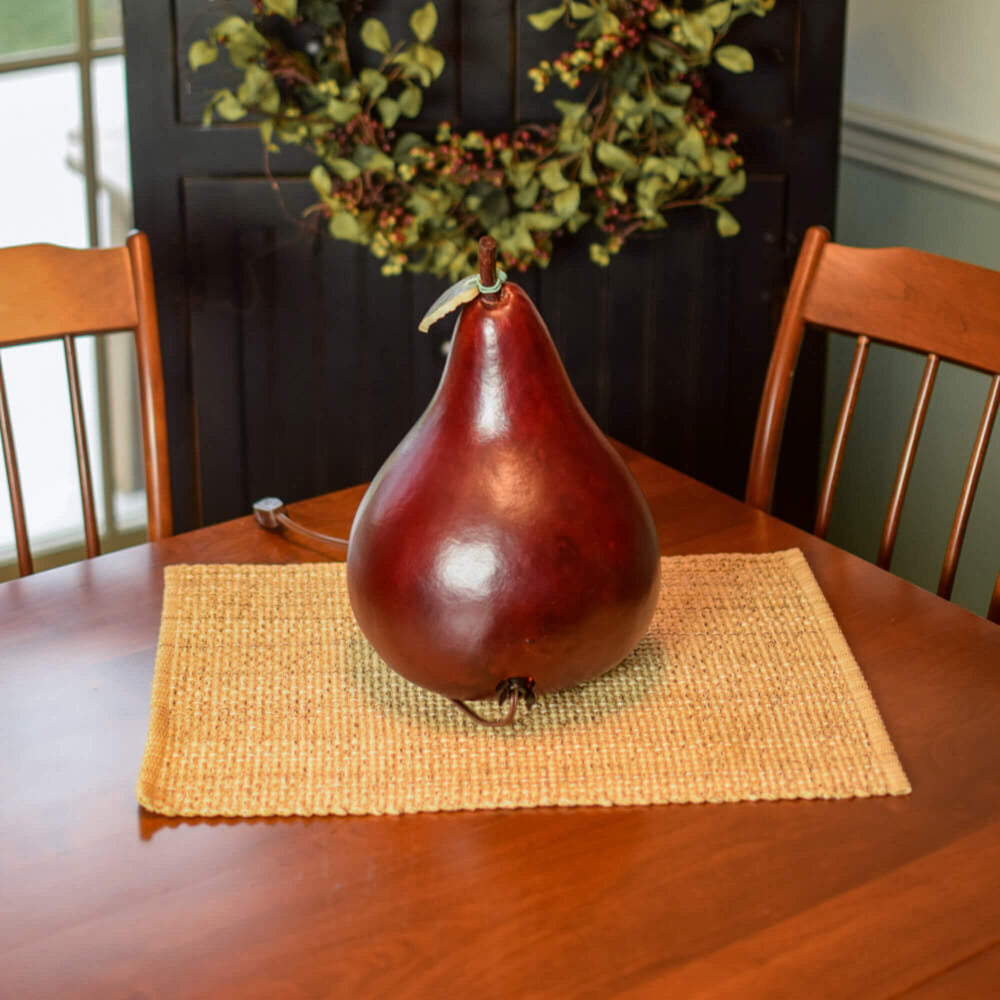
[124,0,846,532]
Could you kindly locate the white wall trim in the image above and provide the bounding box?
[840,103,1000,204]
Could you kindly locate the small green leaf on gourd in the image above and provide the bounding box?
[409,1,438,42]
[399,86,423,117]
[361,17,391,54]
[263,0,297,17]
[714,44,754,73]
[553,183,580,218]
[539,161,570,192]
[715,207,740,236]
[310,164,333,198]
[569,2,592,19]
[188,40,217,70]
[578,153,597,185]
[528,6,565,31]
[599,10,620,32]
[377,97,400,128]
[360,68,388,100]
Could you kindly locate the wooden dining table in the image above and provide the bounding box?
[2,443,999,999]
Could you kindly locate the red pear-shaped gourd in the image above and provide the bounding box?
[347,265,660,703]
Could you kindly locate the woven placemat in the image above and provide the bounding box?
[137,550,910,817]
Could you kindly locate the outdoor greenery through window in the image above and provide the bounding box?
[0,0,146,580]
[1,0,122,57]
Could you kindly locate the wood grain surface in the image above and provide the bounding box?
[1,444,998,1000]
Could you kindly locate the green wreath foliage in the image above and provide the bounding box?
[191,0,774,279]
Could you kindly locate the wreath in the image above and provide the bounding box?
[190,0,773,279]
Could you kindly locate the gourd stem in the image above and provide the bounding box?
[451,688,521,727]
[478,236,499,304]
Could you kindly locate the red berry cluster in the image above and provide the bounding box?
[529,0,659,90]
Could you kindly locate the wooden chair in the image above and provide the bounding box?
[746,225,1000,623]
[0,231,172,576]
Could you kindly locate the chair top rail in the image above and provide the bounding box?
[803,243,1000,375]
[0,243,139,343]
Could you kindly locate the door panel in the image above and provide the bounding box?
[126,0,847,531]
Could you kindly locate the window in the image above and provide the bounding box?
[0,0,145,579]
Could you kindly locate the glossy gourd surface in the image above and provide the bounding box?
[347,282,660,700]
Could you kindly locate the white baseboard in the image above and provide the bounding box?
[840,104,1000,204]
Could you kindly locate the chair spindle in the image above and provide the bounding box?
[0,355,33,576]
[877,354,939,569]
[938,374,1000,602]
[63,336,101,559]
[815,335,870,538]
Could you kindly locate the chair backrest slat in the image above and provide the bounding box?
[62,336,101,559]
[815,335,870,538]
[747,225,1000,623]
[0,356,33,576]
[877,354,940,570]
[938,374,1000,601]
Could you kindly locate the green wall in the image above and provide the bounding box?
[824,159,1000,618]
